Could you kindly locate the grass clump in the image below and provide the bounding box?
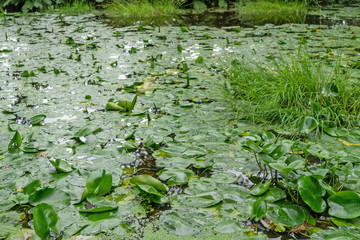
[106,0,184,25]
[46,0,95,14]
[223,53,360,128]
[235,0,306,24]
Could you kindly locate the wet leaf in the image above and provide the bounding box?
[328,191,360,219]
[158,168,194,186]
[130,174,167,192]
[30,114,46,125]
[298,176,326,213]
[250,179,271,196]
[266,201,306,227]
[81,169,113,201]
[214,219,243,233]
[251,200,267,222]
[8,130,22,149]
[29,188,70,209]
[33,203,61,239]
[49,159,72,173]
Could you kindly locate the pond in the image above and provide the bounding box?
[0,6,360,239]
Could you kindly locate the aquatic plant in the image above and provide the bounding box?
[223,51,360,128]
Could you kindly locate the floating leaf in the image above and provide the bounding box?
[49,159,72,173]
[130,174,167,192]
[76,195,118,213]
[30,114,46,125]
[195,56,204,65]
[328,191,360,219]
[214,219,243,234]
[29,188,71,209]
[180,26,189,32]
[158,168,194,186]
[33,203,61,240]
[74,127,93,138]
[179,191,223,208]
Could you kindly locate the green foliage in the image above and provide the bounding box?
[223,53,360,128]
[33,203,61,239]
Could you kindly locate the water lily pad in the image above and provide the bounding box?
[266,201,306,227]
[33,203,61,240]
[158,168,194,186]
[130,174,167,192]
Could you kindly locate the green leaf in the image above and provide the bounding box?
[299,116,318,134]
[49,159,72,173]
[250,179,271,196]
[76,195,118,213]
[158,168,194,186]
[29,114,46,125]
[195,56,204,65]
[29,188,71,209]
[251,200,267,222]
[8,130,22,149]
[33,203,61,239]
[256,187,286,202]
[180,26,189,32]
[179,191,223,208]
[82,170,113,201]
[328,191,360,219]
[298,176,326,213]
[74,127,93,138]
[311,225,360,240]
[23,180,41,195]
[177,44,182,52]
[266,201,306,227]
[130,174,167,192]
[137,184,162,196]
[214,219,243,234]
[106,102,125,111]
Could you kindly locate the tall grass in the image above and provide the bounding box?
[235,0,307,24]
[47,0,95,14]
[106,0,184,24]
[223,52,360,128]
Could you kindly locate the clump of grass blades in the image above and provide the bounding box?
[223,54,360,128]
[107,0,183,18]
[236,0,306,24]
[48,0,95,14]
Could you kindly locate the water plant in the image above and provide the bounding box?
[223,51,360,128]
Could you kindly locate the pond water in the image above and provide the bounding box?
[0,6,359,239]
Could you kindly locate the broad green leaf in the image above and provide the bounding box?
[158,168,194,186]
[179,191,223,208]
[266,201,306,227]
[328,191,360,219]
[76,195,118,213]
[256,187,286,202]
[137,184,162,196]
[195,56,204,65]
[180,26,189,32]
[318,179,336,196]
[33,203,61,239]
[74,127,93,138]
[298,176,326,213]
[251,200,267,222]
[214,219,243,234]
[130,174,167,192]
[250,179,271,196]
[82,170,113,201]
[30,114,46,125]
[299,116,318,134]
[8,130,22,149]
[49,159,72,173]
[23,180,41,195]
[29,188,71,209]
[331,216,360,229]
[311,225,360,240]
[106,102,125,111]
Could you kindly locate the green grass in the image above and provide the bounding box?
[47,0,95,14]
[223,52,360,128]
[106,0,184,25]
[235,0,307,24]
